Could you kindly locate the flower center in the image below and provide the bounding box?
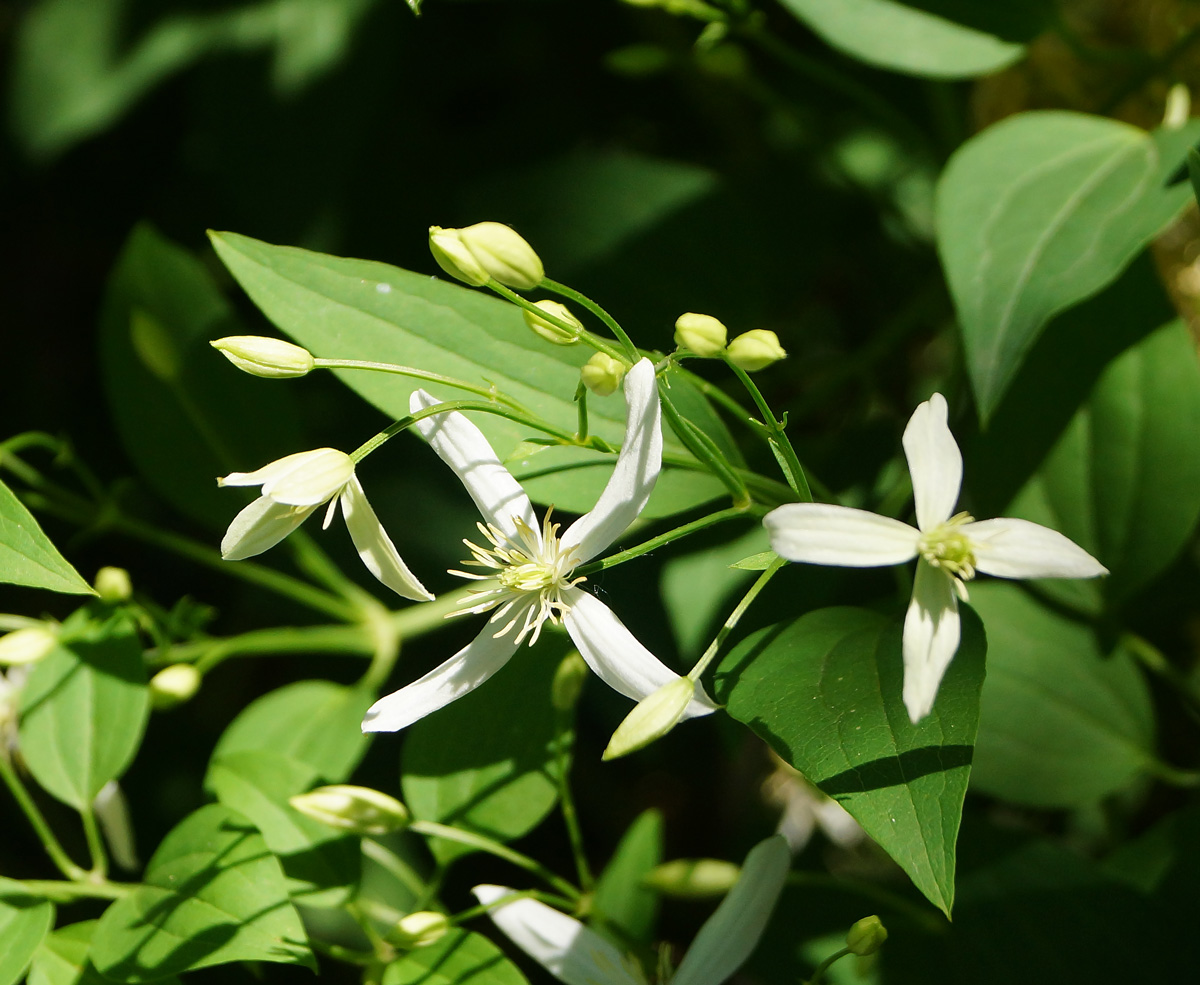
[917,511,977,580]
[448,508,585,646]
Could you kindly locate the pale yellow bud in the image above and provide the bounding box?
[580,353,628,397]
[551,651,588,711]
[211,336,315,378]
[149,664,201,709]
[458,222,544,290]
[94,566,133,604]
[524,300,583,345]
[642,858,740,898]
[390,911,451,948]
[429,226,490,287]
[289,784,410,835]
[674,312,727,357]
[603,677,695,760]
[727,330,786,372]
[846,915,888,956]
[0,627,57,666]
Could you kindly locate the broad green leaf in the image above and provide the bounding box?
[19,608,149,810]
[591,809,663,945]
[91,804,313,980]
[0,878,54,985]
[401,640,569,865]
[207,751,360,905]
[210,679,375,782]
[936,112,1200,418]
[0,477,94,595]
[779,0,1023,79]
[99,224,302,527]
[967,581,1154,808]
[716,606,986,915]
[27,921,176,985]
[383,929,529,985]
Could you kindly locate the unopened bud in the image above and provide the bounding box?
[603,677,695,760]
[289,784,410,835]
[211,336,315,378]
[846,915,887,956]
[551,651,588,711]
[218,448,354,507]
[643,858,740,898]
[430,223,544,291]
[94,566,133,604]
[580,353,628,397]
[524,300,583,345]
[390,911,451,948]
[727,330,786,372]
[149,664,201,709]
[0,627,57,666]
[674,312,728,357]
[429,226,490,286]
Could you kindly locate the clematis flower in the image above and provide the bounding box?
[218,448,432,602]
[361,359,717,732]
[763,393,1107,723]
[472,835,790,985]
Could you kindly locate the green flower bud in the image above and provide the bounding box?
[458,222,544,290]
[390,911,451,949]
[429,226,490,286]
[674,312,728,357]
[727,329,786,372]
[642,858,740,898]
[551,651,588,711]
[846,915,887,956]
[524,300,583,345]
[603,677,695,760]
[289,784,410,835]
[580,353,628,397]
[211,336,315,378]
[94,566,133,604]
[0,626,57,666]
[149,664,201,709]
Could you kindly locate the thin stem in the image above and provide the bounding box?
[689,556,785,681]
[660,451,796,507]
[310,939,376,966]
[80,806,109,879]
[575,382,590,442]
[659,391,750,506]
[357,600,403,694]
[553,718,593,891]
[455,888,578,927]
[539,278,640,361]
[17,879,133,902]
[577,507,748,577]
[723,355,811,501]
[805,946,852,985]
[361,839,429,899]
[0,754,87,880]
[673,365,757,428]
[486,282,625,362]
[314,358,528,411]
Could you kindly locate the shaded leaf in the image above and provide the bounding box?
[0,477,94,595]
[0,877,54,985]
[27,921,178,985]
[592,809,663,946]
[383,929,529,985]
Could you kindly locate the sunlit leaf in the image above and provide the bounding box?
[0,878,54,985]
[383,929,529,985]
[591,809,663,945]
[0,477,94,595]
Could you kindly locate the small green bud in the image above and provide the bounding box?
[429,226,490,286]
[390,911,451,949]
[289,784,410,835]
[431,222,544,290]
[551,651,588,711]
[0,626,57,666]
[674,312,728,357]
[580,353,628,397]
[211,336,315,378]
[524,300,583,345]
[846,915,887,956]
[149,664,201,709]
[727,329,786,372]
[642,858,740,898]
[94,566,133,603]
[603,677,695,760]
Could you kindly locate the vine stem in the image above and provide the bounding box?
[80,805,109,879]
[17,879,132,902]
[314,358,528,411]
[689,556,786,682]
[722,355,811,501]
[553,715,593,892]
[577,507,749,577]
[538,278,639,360]
[486,282,625,361]
[0,754,87,881]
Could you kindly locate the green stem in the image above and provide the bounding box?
[539,278,640,361]
[674,364,757,428]
[689,556,785,681]
[310,939,376,966]
[80,806,108,879]
[361,839,429,899]
[575,382,590,442]
[357,600,403,694]
[17,879,133,902]
[661,451,795,507]
[314,358,528,411]
[805,946,852,985]
[486,282,626,362]
[576,507,748,577]
[455,889,578,927]
[723,356,811,501]
[0,754,87,880]
[553,718,593,891]
[659,390,750,505]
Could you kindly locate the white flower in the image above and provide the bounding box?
[361,359,718,732]
[763,393,1107,723]
[218,448,432,602]
[472,835,790,985]
[761,751,863,853]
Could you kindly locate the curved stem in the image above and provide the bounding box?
[314,358,529,411]
[553,717,592,892]
[538,278,640,361]
[17,879,133,902]
[722,355,811,501]
[80,806,109,879]
[487,282,626,362]
[689,556,785,681]
[577,507,748,577]
[659,390,750,506]
[0,754,87,881]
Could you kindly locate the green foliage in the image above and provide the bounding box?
[0,877,54,985]
[0,478,94,595]
[591,809,664,945]
[382,929,530,985]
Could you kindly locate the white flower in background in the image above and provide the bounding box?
[762,752,862,853]
[362,359,718,732]
[218,448,432,602]
[0,666,29,757]
[473,835,790,985]
[763,393,1107,723]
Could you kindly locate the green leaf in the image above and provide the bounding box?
[936,112,1200,418]
[401,639,569,865]
[91,804,314,980]
[19,608,149,810]
[0,477,94,595]
[210,679,375,783]
[967,581,1154,808]
[779,0,1024,79]
[716,606,986,915]
[27,921,176,985]
[591,809,663,946]
[0,877,54,985]
[382,929,529,985]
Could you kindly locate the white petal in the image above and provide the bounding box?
[672,836,791,985]
[472,886,642,985]
[902,393,961,532]
[561,359,662,563]
[562,589,718,719]
[220,448,353,507]
[764,504,919,567]
[410,389,537,542]
[338,477,433,602]
[966,518,1108,580]
[360,622,520,732]
[220,495,317,560]
[902,559,961,723]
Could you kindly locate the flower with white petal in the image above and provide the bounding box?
[361,359,718,732]
[473,835,790,985]
[763,393,1107,723]
[218,447,432,602]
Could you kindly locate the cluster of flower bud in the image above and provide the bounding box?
[673,312,786,371]
[429,222,544,291]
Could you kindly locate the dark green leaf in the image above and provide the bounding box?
[382,929,529,985]
[0,877,54,985]
[0,477,94,595]
[591,809,663,946]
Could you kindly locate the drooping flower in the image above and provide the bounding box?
[361,359,717,732]
[763,393,1107,723]
[218,448,432,602]
[472,835,790,985]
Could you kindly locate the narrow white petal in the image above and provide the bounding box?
[360,625,520,732]
[764,504,919,567]
[902,393,961,532]
[966,518,1108,580]
[563,589,718,719]
[338,477,433,602]
[220,496,317,560]
[561,359,662,563]
[218,449,323,487]
[671,836,791,985]
[902,560,961,723]
[472,886,642,985]
[410,389,537,542]
[220,448,353,507]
